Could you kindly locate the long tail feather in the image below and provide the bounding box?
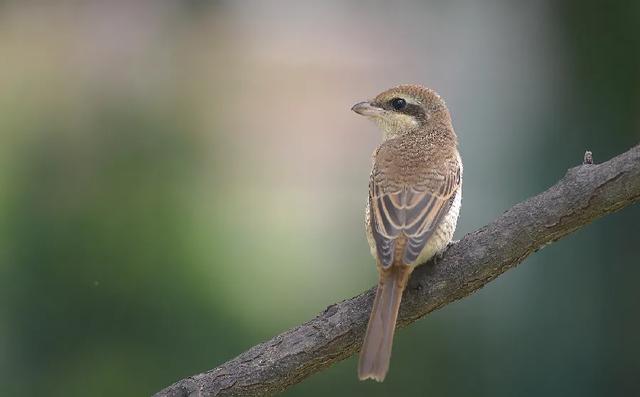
[358,266,412,381]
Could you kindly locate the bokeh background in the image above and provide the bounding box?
[1,1,639,396]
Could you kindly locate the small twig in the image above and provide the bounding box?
[584,150,594,165]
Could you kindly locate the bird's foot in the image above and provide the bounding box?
[446,239,460,249]
[432,240,459,265]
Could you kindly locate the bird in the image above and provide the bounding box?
[351,84,462,382]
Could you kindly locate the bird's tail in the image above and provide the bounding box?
[358,265,413,382]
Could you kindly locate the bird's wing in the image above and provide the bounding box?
[369,162,460,268]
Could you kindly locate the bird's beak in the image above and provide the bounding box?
[351,101,384,117]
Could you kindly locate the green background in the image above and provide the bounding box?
[1,1,638,396]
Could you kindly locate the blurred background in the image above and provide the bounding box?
[1,1,638,396]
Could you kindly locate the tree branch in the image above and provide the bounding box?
[154,144,640,397]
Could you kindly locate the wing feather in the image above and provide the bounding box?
[370,163,460,268]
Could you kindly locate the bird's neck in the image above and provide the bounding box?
[381,114,457,146]
[377,117,419,140]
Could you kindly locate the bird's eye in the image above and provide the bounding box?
[390,97,407,111]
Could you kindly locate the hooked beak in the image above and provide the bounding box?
[351,101,384,117]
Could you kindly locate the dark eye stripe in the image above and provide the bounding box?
[376,99,427,120]
[400,103,426,119]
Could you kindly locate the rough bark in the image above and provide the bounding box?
[154,145,640,397]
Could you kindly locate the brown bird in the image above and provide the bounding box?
[352,84,462,381]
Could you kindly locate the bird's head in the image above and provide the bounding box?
[351,84,450,139]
